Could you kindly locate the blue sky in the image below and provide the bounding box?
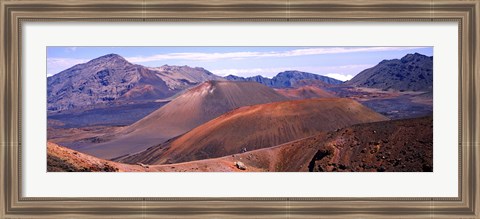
[47,46,433,81]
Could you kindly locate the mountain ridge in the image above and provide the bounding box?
[346,53,433,91]
[224,70,342,88]
[47,54,224,112]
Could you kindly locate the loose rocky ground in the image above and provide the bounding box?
[325,86,433,120]
[48,117,432,172]
[308,116,433,172]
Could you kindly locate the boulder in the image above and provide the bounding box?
[234,161,247,170]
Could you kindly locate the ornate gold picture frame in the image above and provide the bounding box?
[1,0,478,218]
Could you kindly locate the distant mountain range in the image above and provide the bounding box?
[224,53,433,92]
[224,70,343,88]
[47,52,433,128]
[346,53,433,91]
[46,52,434,172]
[47,54,224,112]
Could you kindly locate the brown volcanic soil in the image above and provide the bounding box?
[148,134,326,172]
[274,85,337,100]
[48,126,121,145]
[48,117,432,172]
[146,116,433,172]
[73,81,288,159]
[47,142,144,172]
[118,98,388,165]
[308,116,433,172]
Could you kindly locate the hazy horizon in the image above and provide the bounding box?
[47,46,433,81]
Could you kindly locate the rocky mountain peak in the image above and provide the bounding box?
[48,54,227,112]
[225,70,342,88]
[277,70,302,77]
[400,52,432,63]
[346,53,433,91]
[85,53,130,67]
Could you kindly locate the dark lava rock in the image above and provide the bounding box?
[308,116,433,172]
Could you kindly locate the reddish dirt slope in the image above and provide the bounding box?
[47,142,144,172]
[146,116,433,172]
[48,117,432,172]
[274,85,337,99]
[74,81,287,159]
[147,134,325,172]
[118,98,388,165]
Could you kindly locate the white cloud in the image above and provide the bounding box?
[48,58,87,67]
[336,64,373,69]
[211,67,288,78]
[47,58,88,76]
[325,73,354,82]
[126,47,427,63]
[212,64,374,79]
[66,47,77,52]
